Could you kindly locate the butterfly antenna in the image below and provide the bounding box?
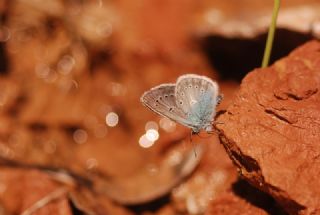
[190,130,197,157]
[211,121,224,130]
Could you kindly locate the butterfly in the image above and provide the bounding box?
[140,74,222,135]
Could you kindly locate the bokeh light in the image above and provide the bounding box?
[57,55,75,75]
[139,134,155,148]
[86,158,99,170]
[159,117,176,132]
[111,82,126,96]
[105,112,119,127]
[94,124,108,138]
[35,63,51,79]
[145,121,159,131]
[73,129,88,144]
[145,129,159,142]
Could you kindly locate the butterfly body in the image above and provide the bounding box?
[141,74,221,134]
[187,91,217,133]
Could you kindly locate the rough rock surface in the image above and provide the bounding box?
[171,135,237,214]
[205,179,287,215]
[0,168,71,215]
[216,40,320,215]
[205,192,268,215]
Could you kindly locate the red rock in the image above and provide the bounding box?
[171,135,237,214]
[205,179,287,215]
[205,192,268,215]
[0,168,71,215]
[216,40,320,215]
[0,167,134,215]
[69,187,133,215]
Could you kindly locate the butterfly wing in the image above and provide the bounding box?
[175,74,220,131]
[140,84,196,129]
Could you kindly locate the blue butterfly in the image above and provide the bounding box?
[141,74,222,134]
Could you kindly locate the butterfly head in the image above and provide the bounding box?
[191,123,213,134]
[204,124,214,133]
[191,127,200,135]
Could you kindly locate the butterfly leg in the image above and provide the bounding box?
[216,94,224,105]
[210,121,224,134]
[205,127,219,135]
[190,130,197,157]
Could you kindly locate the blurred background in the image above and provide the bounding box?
[0,0,319,214]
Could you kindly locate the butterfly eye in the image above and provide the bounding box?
[189,85,192,88]
[156,99,159,102]
[179,101,183,105]
[164,95,168,98]
[159,96,162,100]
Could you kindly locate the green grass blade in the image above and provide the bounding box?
[261,0,280,68]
